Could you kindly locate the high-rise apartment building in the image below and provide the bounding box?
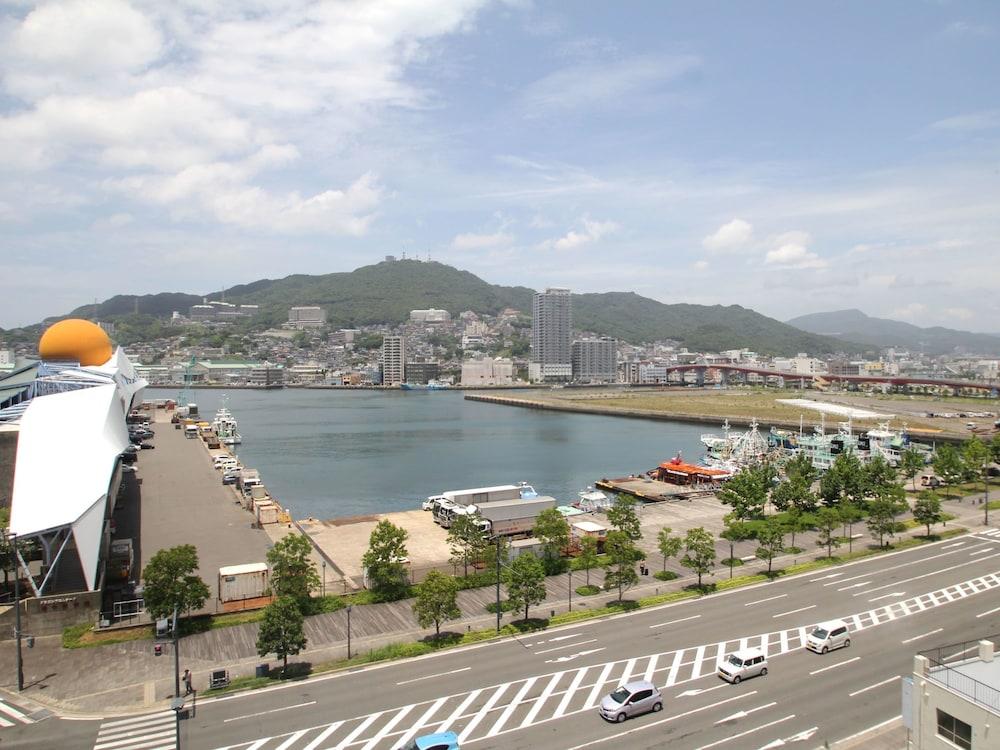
[530,288,572,381]
[381,335,405,386]
[288,306,327,328]
[572,337,617,382]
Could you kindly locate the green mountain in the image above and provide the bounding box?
[43,260,850,355]
[786,308,1000,356]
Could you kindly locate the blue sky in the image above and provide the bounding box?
[2,0,998,333]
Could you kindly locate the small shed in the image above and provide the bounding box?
[218,562,268,603]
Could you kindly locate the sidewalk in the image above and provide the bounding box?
[0,494,989,716]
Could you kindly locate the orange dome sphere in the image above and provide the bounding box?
[39,319,113,366]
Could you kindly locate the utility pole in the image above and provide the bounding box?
[172,606,181,750]
[495,535,501,633]
[12,533,23,692]
[568,567,572,612]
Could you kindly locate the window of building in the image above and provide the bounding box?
[936,709,972,749]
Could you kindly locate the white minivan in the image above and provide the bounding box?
[718,647,768,684]
[805,619,851,654]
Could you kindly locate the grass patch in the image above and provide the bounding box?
[654,570,681,580]
[63,622,152,649]
[485,600,516,614]
[575,584,601,596]
[571,553,612,571]
[716,574,768,591]
[719,558,745,568]
[783,546,803,554]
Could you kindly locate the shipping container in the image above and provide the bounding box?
[255,501,280,525]
[479,496,557,536]
[218,562,268,603]
[250,485,269,500]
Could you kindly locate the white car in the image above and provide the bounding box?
[718,647,768,684]
[805,620,851,654]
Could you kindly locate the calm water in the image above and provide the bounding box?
[148,388,713,519]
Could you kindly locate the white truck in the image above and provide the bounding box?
[477,496,557,537]
[427,483,538,526]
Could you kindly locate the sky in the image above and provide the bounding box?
[1,1,999,332]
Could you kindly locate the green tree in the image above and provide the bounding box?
[863,455,899,499]
[606,495,642,540]
[680,527,716,588]
[575,536,600,587]
[783,506,811,550]
[912,492,944,537]
[505,553,547,622]
[990,433,1000,464]
[839,502,864,554]
[900,447,925,491]
[772,477,816,514]
[867,497,907,548]
[963,436,992,522]
[755,518,785,575]
[603,530,641,602]
[412,571,461,641]
[933,443,964,498]
[256,596,307,674]
[141,544,211,620]
[720,518,754,579]
[361,520,410,602]
[815,507,841,558]
[656,527,682,573]
[533,508,571,573]
[785,452,818,487]
[266,534,321,605]
[716,466,768,520]
[820,451,866,508]
[447,514,487,578]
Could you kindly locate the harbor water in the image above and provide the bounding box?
[148,388,712,519]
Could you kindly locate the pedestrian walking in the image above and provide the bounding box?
[183,669,193,696]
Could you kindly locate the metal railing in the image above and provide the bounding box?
[920,634,1000,714]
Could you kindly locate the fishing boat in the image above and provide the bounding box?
[212,401,242,445]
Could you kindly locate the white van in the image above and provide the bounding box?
[805,619,851,654]
[214,456,239,470]
[718,647,768,684]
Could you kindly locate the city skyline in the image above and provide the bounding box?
[2,2,999,331]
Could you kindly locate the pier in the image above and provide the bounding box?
[596,476,717,503]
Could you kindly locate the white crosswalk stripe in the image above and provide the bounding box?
[93,711,175,750]
[0,699,34,727]
[209,568,1000,750]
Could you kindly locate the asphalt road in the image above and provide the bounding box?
[8,528,1000,750]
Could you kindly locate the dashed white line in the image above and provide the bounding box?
[837,581,871,591]
[809,656,860,675]
[976,605,1000,618]
[649,614,702,628]
[902,628,944,644]
[396,667,471,685]
[772,605,816,619]
[849,676,899,697]
[223,702,316,723]
[534,639,597,655]
[868,592,906,602]
[693,714,796,750]
[745,594,788,606]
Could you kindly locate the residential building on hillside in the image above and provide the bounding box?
[381,335,405,386]
[329,329,359,346]
[288,306,327,328]
[410,309,451,323]
[462,357,514,386]
[572,337,617,382]
[530,287,572,382]
[189,300,259,322]
[404,361,439,384]
[772,353,827,375]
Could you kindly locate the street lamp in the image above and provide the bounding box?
[10,532,24,692]
[322,560,326,598]
[568,567,572,612]
[346,604,353,660]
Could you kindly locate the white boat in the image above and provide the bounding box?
[212,401,243,446]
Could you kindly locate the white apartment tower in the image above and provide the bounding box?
[288,306,327,328]
[530,287,572,382]
[381,335,405,386]
[572,337,617,382]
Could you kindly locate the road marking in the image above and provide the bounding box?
[0,701,32,723]
[808,572,842,582]
[772,605,816,619]
[456,684,510,743]
[976,605,1000,618]
[942,541,966,549]
[849,676,900,697]
[434,689,481,734]
[520,671,566,728]
[649,614,702,628]
[564,691,757,750]
[583,663,616,709]
[677,683,728,698]
[868,592,905,602]
[691,645,707,678]
[832,715,901,747]
[0,717,12,729]
[859,553,1000,596]
[486,678,537,738]
[331,712,383,750]
[545,647,604,663]
[275,730,308,750]
[837,581,871,591]
[666,649,684,686]
[553,667,590,718]
[94,727,175,750]
[745,594,788,606]
[643,653,660,683]
[304,722,345,750]
[535,638,597,655]
[779,630,789,652]
[809,656,860,675]
[714,701,777,724]
[396,667,471,685]
[902,628,944,644]
[694,714,795,750]
[971,548,993,556]
[223,701,316,722]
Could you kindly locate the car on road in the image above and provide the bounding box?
[599,680,663,722]
[805,619,851,654]
[408,732,460,750]
[718,647,768,684]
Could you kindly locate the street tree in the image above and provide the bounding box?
[603,530,641,602]
[505,552,547,622]
[839,502,864,554]
[912,492,944,538]
[754,518,785,576]
[576,536,600,587]
[990,433,1000,464]
[963,436,992,523]
[867,497,907,548]
[815,507,841,559]
[820,451,866,508]
[607,495,642,540]
[412,571,461,641]
[361,519,410,602]
[720,518,754,579]
[785,452,818,487]
[772,477,816,515]
[783,506,811,550]
[863,455,899,499]
[142,544,211,620]
[932,444,964,498]
[256,596,307,675]
[716,466,768,520]
[447,513,487,578]
[900,447,925,491]
[266,533,321,605]
[533,508,571,573]
[656,527,682,573]
[680,527,716,588]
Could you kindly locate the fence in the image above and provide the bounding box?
[920,634,1000,714]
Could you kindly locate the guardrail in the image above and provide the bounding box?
[920,635,1000,714]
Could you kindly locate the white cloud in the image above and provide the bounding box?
[764,231,827,269]
[544,217,618,250]
[451,231,514,250]
[945,307,975,321]
[930,110,1000,133]
[892,302,928,321]
[702,218,753,252]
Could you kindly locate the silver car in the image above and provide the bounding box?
[599,680,663,722]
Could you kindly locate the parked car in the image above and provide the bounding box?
[718,647,768,684]
[222,473,239,485]
[805,620,851,654]
[140,443,156,450]
[120,452,138,465]
[408,732,459,750]
[599,680,663,722]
